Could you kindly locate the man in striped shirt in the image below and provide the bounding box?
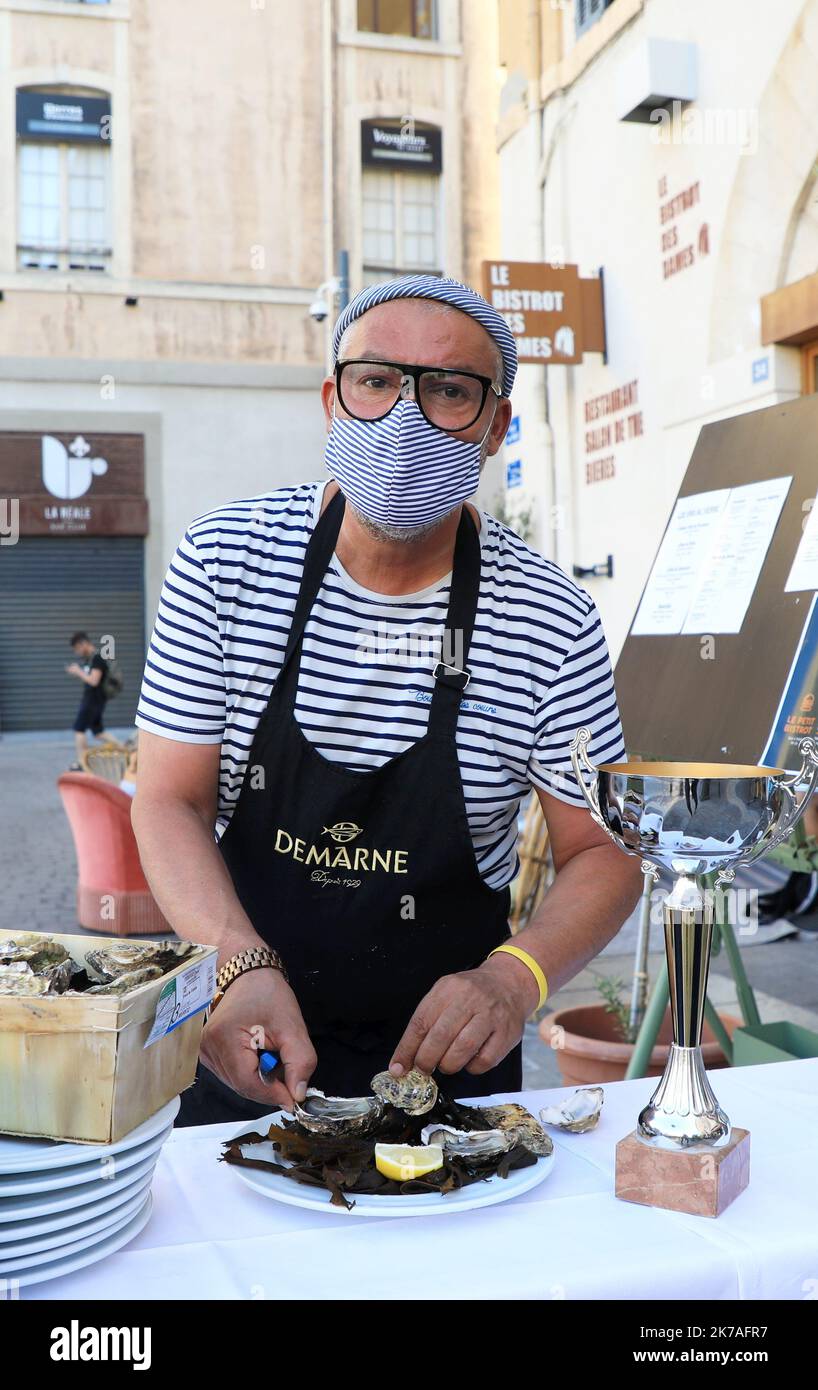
[132,275,642,1122]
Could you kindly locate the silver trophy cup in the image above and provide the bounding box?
[570,730,818,1150]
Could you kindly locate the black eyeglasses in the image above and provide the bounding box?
[335,359,501,433]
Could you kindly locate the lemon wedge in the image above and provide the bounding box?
[374,1143,444,1181]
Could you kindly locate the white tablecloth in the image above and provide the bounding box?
[26,1058,818,1301]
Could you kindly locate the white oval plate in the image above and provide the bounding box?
[0,1096,180,1174]
[7,1193,153,1289]
[0,1147,159,1224]
[0,1170,152,1249]
[0,1124,172,1197]
[226,1113,556,1217]
[0,1178,151,1267]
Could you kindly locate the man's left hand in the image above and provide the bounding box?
[388,951,540,1079]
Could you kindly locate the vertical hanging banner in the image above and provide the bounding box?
[762,594,818,767]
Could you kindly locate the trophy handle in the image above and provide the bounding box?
[569,727,642,859]
[772,736,818,799]
[569,726,605,826]
[714,736,818,883]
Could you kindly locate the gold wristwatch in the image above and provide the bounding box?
[210,946,288,1011]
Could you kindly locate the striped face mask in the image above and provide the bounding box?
[325,399,489,531]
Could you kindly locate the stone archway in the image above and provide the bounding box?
[708,0,818,361]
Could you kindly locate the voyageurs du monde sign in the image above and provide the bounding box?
[481,260,606,366]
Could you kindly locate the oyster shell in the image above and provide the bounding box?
[293,1089,384,1136]
[420,1124,512,1163]
[0,936,71,974]
[40,958,80,994]
[479,1103,554,1157]
[84,965,164,995]
[370,1068,438,1115]
[0,969,51,996]
[0,961,33,980]
[85,940,193,983]
[540,1086,604,1134]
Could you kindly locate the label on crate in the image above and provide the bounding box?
[144,956,217,1049]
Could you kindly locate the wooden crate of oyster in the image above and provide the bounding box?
[0,932,217,1144]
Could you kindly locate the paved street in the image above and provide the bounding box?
[2,731,817,1089]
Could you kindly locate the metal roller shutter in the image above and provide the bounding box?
[0,536,145,733]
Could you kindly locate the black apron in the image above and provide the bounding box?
[177,490,520,1125]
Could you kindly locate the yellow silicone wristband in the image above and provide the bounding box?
[488,944,548,1010]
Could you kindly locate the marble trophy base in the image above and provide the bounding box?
[615,1128,751,1218]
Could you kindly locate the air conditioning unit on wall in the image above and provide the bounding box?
[616,37,699,124]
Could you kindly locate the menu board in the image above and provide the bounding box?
[614,394,818,769]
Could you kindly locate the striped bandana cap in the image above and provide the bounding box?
[331,273,518,397]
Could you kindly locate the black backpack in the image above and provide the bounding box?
[101,659,124,700]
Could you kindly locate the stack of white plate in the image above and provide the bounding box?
[0,1095,178,1289]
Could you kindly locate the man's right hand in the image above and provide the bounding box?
[199,967,317,1109]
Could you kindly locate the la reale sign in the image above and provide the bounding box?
[0,432,147,536]
[481,260,606,366]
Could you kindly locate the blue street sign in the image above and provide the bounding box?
[506,415,521,445]
[507,459,522,489]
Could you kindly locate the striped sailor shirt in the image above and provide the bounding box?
[135,480,626,890]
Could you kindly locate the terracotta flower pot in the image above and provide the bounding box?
[539,1004,741,1087]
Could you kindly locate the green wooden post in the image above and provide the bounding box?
[704,995,733,1061]
[625,958,668,1079]
[703,870,761,1027]
[716,919,762,1027]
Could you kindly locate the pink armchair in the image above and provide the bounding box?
[57,772,170,936]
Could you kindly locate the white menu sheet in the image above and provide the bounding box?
[631,489,730,635]
[785,495,818,593]
[632,477,792,636]
[681,476,792,633]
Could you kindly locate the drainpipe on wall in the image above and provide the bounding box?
[537,78,577,575]
[321,0,336,373]
[527,0,558,563]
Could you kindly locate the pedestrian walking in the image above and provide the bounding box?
[65,631,109,769]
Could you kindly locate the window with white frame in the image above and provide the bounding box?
[575,0,615,39]
[362,169,441,284]
[18,140,111,271]
[357,0,436,39]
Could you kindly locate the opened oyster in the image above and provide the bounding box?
[0,961,33,980]
[0,967,50,996]
[421,1124,512,1163]
[0,936,71,974]
[85,965,164,995]
[293,1090,384,1136]
[0,946,78,995]
[540,1086,604,1134]
[370,1068,438,1115]
[480,1103,553,1157]
[85,940,193,983]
